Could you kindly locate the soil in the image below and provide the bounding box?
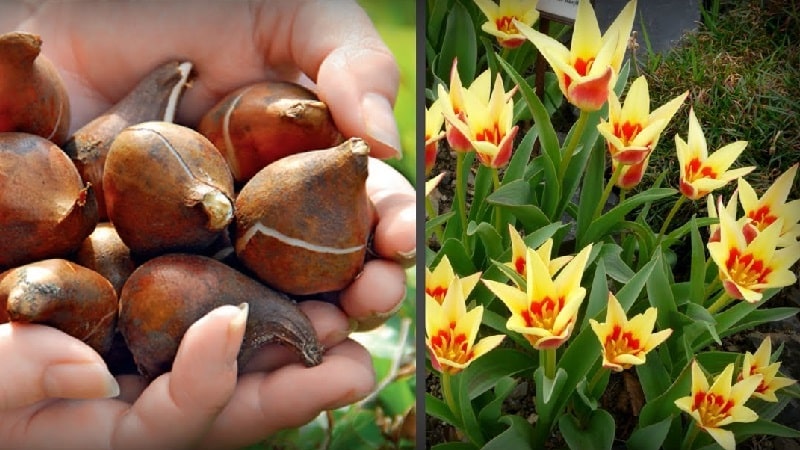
[425,103,800,449]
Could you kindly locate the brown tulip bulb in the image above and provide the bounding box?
[234,138,373,295]
[118,253,323,381]
[0,31,70,145]
[63,61,194,219]
[0,132,98,269]
[103,121,235,258]
[1,259,118,355]
[74,222,137,296]
[197,81,343,183]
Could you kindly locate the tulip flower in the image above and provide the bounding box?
[425,97,445,176]
[425,255,481,305]
[474,0,539,49]
[483,242,593,350]
[514,0,636,111]
[674,361,761,450]
[738,163,800,247]
[437,60,476,152]
[426,277,505,374]
[505,225,572,287]
[597,76,687,188]
[738,336,796,402]
[589,292,672,372]
[442,70,519,168]
[706,191,757,244]
[425,171,446,198]
[707,196,800,303]
[676,108,755,200]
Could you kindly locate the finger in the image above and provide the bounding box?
[111,304,247,450]
[272,0,401,159]
[367,158,416,266]
[0,323,119,410]
[340,259,407,331]
[200,339,374,450]
[241,300,351,373]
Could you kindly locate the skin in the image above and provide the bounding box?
[0,1,415,448]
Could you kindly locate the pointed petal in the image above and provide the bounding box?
[620,76,651,125]
[705,427,736,450]
[705,140,749,172]
[709,364,735,399]
[473,0,499,19]
[471,334,506,360]
[649,90,689,124]
[570,0,603,59]
[554,243,593,293]
[483,279,529,312]
[686,108,709,159]
[605,0,637,71]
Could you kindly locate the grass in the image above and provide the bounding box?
[628,0,800,229]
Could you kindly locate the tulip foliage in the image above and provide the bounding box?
[425,0,800,449]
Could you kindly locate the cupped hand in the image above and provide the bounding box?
[0,0,415,448]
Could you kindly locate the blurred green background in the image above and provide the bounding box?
[250,2,418,450]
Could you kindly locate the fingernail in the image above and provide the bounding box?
[227,303,249,361]
[362,93,402,159]
[395,248,416,268]
[44,362,120,399]
[354,299,405,332]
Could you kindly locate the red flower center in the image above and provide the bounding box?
[430,321,473,364]
[514,256,526,276]
[495,15,518,34]
[426,286,447,304]
[604,325,642,359]
[476,122,503,146]
[564,57,594,91]
[521,296,565,331]
[725,248,772,289]
[614,121,643,146]
[692,391,735,426]
[747,205,778,231]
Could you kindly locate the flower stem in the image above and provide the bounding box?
[619,189,628,203]
[594,162,624,220]
[558,110,589,185]
[455,151,468,240]
[655,195,687,248]
[681,421,700,450]
[425,196,444,243]
[587,368,608,396]
[492,167,502,232]
[707,291,732,314]
[440,371,461,423]
[540,348,557,379]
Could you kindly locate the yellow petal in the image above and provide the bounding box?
[527,246,557,300]
[620,76,651,125]
[471,334,506,360]
[554,243,593,293]
[425,172,446,197]
[705,140,749,173]
[686,108,709,159]
[705,427,736,450]
[644,328,673,351]
[605,292,627,326]
[649,90,689,125]
[457,305,485,352]
[570,0,602,59]
[473,0,500,19]
[604,0,637,72]
[709,363,735,399]
[691,360,710,394]
[483,279,529,312]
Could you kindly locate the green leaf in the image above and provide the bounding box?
[426,0,452,45]
[598,243,635,283]
[636,348,671,402]
[455,371,486,446]
[480,308,534,351]
[558,409,615,450]
[329,408,385,450]
[477,377,518,430]
[469,164,495,223]
[580,188,677,248]
[729,418,800,439]
[576,133,606,241]
[467,222,504,262]
[627,416,673,450]
[436,0,476,84]
[557,116,603,219]
[486,179,550,230]
[495,55,559,166]
[688,217,707,304]
[427,211,455,237]
[616,253,659,311]
[502,125,538,185]
[646,250,678,330]
[426,393,460,428]
[463,348,536,400]
[726,307,800,336]
[695,351,740,374]
[438,238,478,275]
[481,415,535,450]
[581,258,609,330]
[491,259,527,290]
[638,361,693,427]
[432,443,478,450]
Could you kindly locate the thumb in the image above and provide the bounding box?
[0,323,119,410]
[281,0,402,159]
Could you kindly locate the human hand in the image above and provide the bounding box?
[0,0,415,448]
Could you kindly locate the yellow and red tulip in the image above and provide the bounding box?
[426,277,506,374]
[738,163,800,247]
[425,255,481,305]
[588,292,672,372]
[425,97,446,176]
[676,108,754,200]
[597,76,687,188]
[674,361,761,450]
[483,242,593,350]
[442,70,519,168]
[738,336,796,402]
[474,0,540,49]
[707,196,800,303]
[505,225,572,287]
[706,191,758,244]
[513,0,636,111]
[437,60,474,152]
